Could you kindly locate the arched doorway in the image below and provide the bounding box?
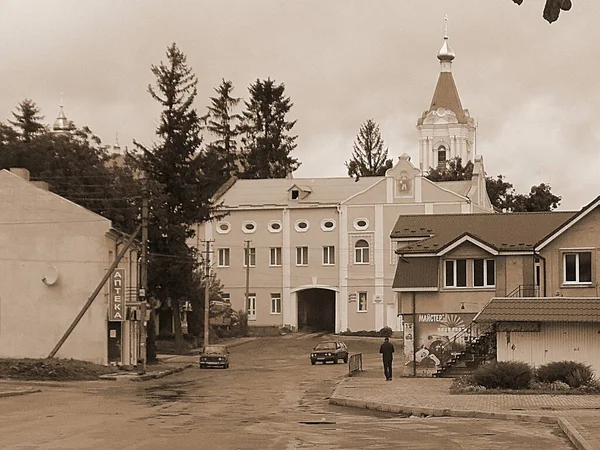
[296,288,335,332]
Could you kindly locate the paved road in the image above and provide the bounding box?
[0,335,574,449]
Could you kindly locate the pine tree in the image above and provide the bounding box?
[9,99,46,143]
[134,43,214,356]
[201,79,241,192]
[345,119,393,180]
[238,78,300,179]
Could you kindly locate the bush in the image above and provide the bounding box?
[472,361,534,390]
[379,326,393,338]
[536,361,595,388]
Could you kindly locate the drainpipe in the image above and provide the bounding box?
[534,250,547,297]
[412,292,417,377]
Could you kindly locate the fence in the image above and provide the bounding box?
[348,352,363,376]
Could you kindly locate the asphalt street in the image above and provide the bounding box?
[0,335,574,449]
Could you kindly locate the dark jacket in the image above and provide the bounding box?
[379,341,395,361]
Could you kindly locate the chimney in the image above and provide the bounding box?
[31,181,50,191]
[9,168,30,181]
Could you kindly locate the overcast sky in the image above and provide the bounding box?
[1,1,598,210]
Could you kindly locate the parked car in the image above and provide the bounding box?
[199,345,230,369]
[310,341,349,365]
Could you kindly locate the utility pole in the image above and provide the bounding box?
[203,239,213,347]
[139,184,149,374]
[244,240,251,314]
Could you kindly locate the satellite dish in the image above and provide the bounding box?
[42,266,59,286]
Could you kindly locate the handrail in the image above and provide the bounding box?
[434,321,495,365]
[507,284,540,298]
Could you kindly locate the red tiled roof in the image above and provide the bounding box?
[474,298,600,323]
[391,212,576,254]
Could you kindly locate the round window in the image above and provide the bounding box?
[294,220,310,232]
[353,218,369,231]
[216,222,231,234]
[268,221,282,233]
[321,219,336,231]
[242,221,257,233]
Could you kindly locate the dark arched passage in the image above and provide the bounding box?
[297,288,335,332]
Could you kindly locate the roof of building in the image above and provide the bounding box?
[474,298,600,323]
[391,211,576,254]
[392,257,439,290]
[426,72,468,124]
[214,176,384,207]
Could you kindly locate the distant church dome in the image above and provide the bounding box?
[52,105,71,133]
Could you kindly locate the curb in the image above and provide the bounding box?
[131,364,194,382]
[329,394,594,450]
[0,388,42,398]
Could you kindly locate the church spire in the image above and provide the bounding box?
[416,18,476,173]
[52,92,71,133]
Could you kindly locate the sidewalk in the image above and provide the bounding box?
[330,364,600,450]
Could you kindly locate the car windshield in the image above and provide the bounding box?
[203,346,226,355]
[315,343,336,350]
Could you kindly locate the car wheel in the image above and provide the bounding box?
[226,363,230,369]
[311,359,316,365]
[343,356,348,364]
[333,357,338,364]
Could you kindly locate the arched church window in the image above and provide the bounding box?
[354,239,370,264]
[437,146,447,169]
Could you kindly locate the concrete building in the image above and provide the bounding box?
[0,168,142,365]
[196,34,493,333]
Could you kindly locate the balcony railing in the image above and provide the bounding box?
[507,284,540,298]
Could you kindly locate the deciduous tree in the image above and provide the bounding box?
[512,0,572,23]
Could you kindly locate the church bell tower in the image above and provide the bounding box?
[417,20,476,173]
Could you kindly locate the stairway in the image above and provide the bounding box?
[432,327,496,378]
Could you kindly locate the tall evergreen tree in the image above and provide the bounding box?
[238,78,300,179]
[134,43,215,356]
[9,99,46,143]
[345,119,393,180]
[201,79,241,193]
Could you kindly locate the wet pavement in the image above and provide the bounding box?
[331,356,600,450]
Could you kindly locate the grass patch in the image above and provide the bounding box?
[0,358,121,381]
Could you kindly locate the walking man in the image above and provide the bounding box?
[379,337,395,381]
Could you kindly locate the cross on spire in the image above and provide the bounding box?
[444,15,449,39]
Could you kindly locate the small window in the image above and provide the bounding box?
[357,292,368,312]
[217,248,230,267]
[221,293,230,302]
[291,190,299,200]
[296,246,308,266]
[244,247,256,267]
[564,251,592,284]
[270,247,282,266]
[295,220,309,232]
[268,221,282,233]
[321,219,336,231]
[473,259,495,287]
[323,246,335,265]
[270,293,281,314]
[242,221,257,233]
[354,239,370,264]
[445,259,467,287]
[247,294,256,320]
[216,221,231,234]
[353,218,369,231]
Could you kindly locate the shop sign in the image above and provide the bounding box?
[109,268,125,321]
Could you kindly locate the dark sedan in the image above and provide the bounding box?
[199,345,230,369]
[310,341,349,365]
